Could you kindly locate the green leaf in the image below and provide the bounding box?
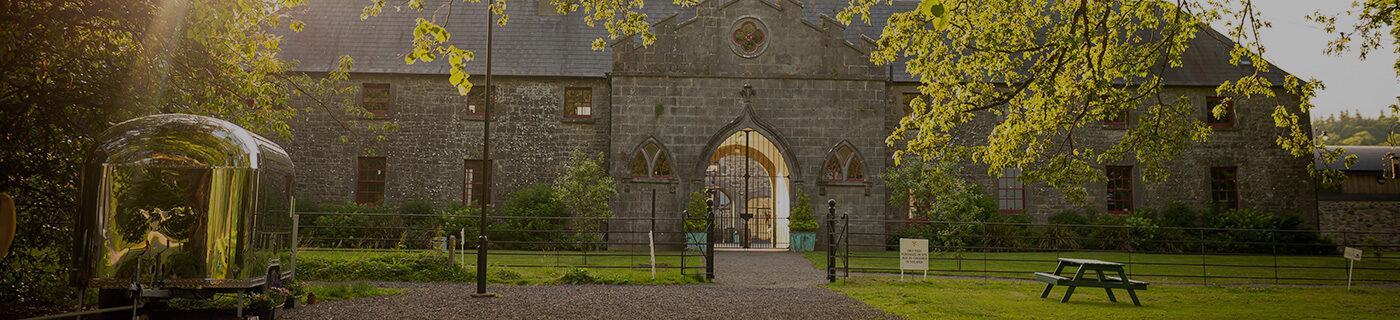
[290,21,305,33]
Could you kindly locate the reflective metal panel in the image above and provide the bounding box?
[76,114,294,289]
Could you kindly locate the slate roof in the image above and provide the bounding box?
[281,0,1291,85]
[1316,146,1400,172]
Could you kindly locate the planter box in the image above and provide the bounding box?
[253,304,282,320]
[789,231,816,252]
[685,232,708,252]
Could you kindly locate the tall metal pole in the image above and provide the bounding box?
[742,129,752,248]
[473,3,494,297]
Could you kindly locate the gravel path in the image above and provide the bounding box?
[281,282,896,319]
[713,251,826,288]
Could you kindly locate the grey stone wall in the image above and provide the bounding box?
[1319,201,1400,249]
[884,85,1318,224]
[285,73,610,207]
[282,0,1319,254]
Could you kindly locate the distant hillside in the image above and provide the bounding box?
[1314,110,1400,146]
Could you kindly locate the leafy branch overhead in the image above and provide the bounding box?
[367,0,1397,200]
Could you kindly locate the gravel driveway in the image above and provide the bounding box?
[281,282,895,320]
[282,252,897,319]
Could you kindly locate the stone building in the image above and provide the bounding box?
[1315,146,1400,248]
[280,0,1316,249]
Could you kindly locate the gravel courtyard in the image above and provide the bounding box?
[282,252,897,319]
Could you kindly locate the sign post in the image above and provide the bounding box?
[1344,247,1362,290]
[648,231,657,279]
[899,238,929,281]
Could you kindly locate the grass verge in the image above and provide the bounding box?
[827,276,1400,319]
[305,282,406,303]
[297,249,707,285]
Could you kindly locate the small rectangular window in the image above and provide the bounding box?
[362,83,391,116]
[463,160,488,207]
[1105,110,1129,127]
[1207,97,1234,127]
[1211,167,1238,212]
[997,168,1026,214]
[565,87,592,118]
[1106,166,1133,214]
[466,85,495,117]
[356,157,386,205]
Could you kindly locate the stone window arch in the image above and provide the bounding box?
[823,142,866,182]
[630,138,672,178]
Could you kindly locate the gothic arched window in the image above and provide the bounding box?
[823,144,864,181]
[631,141,671,178]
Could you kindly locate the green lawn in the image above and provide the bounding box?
[297,248,708,285]
[804,251,1400,285]
[304,282,406,303]
[828,277,1400,319]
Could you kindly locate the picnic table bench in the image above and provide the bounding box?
[1034,258,1148,306]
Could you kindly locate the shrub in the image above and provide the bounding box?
[684,191,708,232]
[552,267,625,285]
[553,149,617,238]
[1040,206,1336,255]
[789,189,818,232]
[495,184,570,250]
[440,205,482,238]
[297,252,474,282]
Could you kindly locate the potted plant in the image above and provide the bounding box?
[788,189,818,252]
[684,192,708,251]
[283,281,306,309]
[249,286,291,320]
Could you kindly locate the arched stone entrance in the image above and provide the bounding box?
[704,128,791,249]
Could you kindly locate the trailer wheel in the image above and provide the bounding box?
[96,289,134,320]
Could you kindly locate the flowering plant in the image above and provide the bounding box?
[248,287,292,309]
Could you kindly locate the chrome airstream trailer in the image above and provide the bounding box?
[73,114,296,306]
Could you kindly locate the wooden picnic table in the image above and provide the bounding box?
[1034,258,1148,306]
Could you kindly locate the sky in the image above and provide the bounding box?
[1231,2,1400,120]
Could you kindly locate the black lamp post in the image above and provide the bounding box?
[472,2,494,298]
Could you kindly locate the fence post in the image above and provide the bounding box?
[1272,230,1279,285]
[1127,225,1134,278]
[448,235,456,269]
[827,199,837,283]
[681,210,688,276]
[842,212,850,278]
[1200,228,1207,285]
[705,198,715,280]
[291,210,299,276]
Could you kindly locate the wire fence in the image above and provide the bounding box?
[294,211,715,280]
[826,217,1400,285]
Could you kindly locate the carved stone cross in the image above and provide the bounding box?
[739,83,756,104]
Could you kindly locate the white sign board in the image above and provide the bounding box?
[900,238,929,271]
[1345,247,1363,262]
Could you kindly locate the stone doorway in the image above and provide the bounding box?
[705,128,791,249]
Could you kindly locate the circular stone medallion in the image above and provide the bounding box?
[729,17,769,58]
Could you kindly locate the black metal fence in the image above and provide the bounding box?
[295,210,717,280]
[826,215,1400,285]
